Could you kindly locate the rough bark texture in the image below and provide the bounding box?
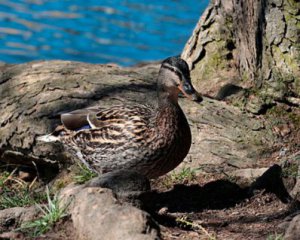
[182,0,300,110]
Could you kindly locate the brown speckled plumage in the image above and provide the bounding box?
[39,57,202,178]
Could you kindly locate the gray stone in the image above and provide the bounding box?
[284,214,300,240]
[229,168,269,180]
[0,206,40,230]
[70,187,160,240]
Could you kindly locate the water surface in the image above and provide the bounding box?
[0,0,209,65]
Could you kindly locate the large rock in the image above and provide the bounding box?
[0,206,40,231]
[284,214,300,240]
[59,185,160,240]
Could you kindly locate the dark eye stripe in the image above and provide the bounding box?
[162,64,183,80]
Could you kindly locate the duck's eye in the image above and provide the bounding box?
[172,79,180,87]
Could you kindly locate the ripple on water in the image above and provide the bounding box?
[0,0,209,65]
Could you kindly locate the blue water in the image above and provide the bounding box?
[0,0,209,66]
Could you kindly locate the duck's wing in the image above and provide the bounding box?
[59,104,158,173]
[61,106,103,131]
[86,104,153,129]
[69,104,154,151]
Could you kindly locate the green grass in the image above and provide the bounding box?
[171,167,198,183]
[282,163,299,178]
[0,170,69,237]
[157,167,199,190]
[266,233,284,240]
[0,188,47,210]
[73,163,97,184]
[176,216,216,240]
[19,187,69,237]
[0,171,10,187]
[0,170,47,210]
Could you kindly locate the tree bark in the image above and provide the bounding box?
[182,0,299,112]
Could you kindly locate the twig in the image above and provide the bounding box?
[176,217,216,240]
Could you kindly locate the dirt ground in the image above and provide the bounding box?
[44,170,296,240]
[154,176,292,240]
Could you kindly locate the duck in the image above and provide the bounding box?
[38,56,202,178]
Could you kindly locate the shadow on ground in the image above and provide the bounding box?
[135,165,296,228]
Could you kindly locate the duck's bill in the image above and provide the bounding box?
[179,81,203,102]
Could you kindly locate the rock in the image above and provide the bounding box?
[58,183,160,240]
[290,152,300,197]
[249,164,292,203]
[0,206,40,231]
[284,214,300,240]
[58,183,85,210]
[0,231,24,239]
[70,187,160,240]
[229,168,269,180]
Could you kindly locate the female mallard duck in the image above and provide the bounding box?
[39,57,202,178]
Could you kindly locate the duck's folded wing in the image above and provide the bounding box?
[61,107,103,130]
[86,105,153,129]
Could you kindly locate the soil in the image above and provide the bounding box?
[41,171,295,240]
[153,176,291,240]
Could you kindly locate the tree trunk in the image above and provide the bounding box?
[182,0,299,112]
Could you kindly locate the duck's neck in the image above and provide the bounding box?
[157,90,178,107]
[155,88,183,136]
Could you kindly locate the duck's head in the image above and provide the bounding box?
[157,56,203,103]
